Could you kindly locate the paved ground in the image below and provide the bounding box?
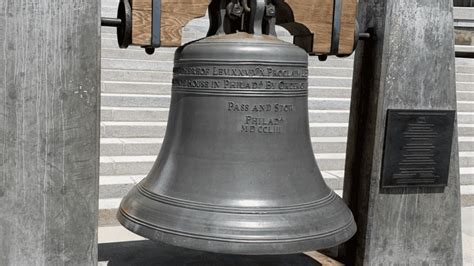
[463,207,474,265]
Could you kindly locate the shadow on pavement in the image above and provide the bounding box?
[98,240,321,266]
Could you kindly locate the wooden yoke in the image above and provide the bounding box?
[279,0,358,55]
[130,0,210,47]
[125,0,358,56]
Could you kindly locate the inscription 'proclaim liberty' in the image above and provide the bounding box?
[174,65,308,78]
[172,64,308,95]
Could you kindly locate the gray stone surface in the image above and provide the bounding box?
[462,207,474,264]
[0,1,100,265]
[342,0,463,264]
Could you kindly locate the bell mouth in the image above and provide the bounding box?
[117,186,356,255]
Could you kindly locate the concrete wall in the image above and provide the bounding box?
[0,1,100,265]
[343,0,463,264]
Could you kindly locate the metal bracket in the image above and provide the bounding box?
[101,0,132,48]
[330,0,342,55]
[145,0,162,54]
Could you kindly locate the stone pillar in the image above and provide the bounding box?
[0,1,100,265]
[341,0,463,264]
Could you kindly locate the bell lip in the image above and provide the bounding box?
[135,183,338,214]
[116,187,357,255]
[117,208,356,255]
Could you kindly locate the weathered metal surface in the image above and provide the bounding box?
[381,110,455,189]
[118,32,356,255]
[341,0,463,264]
[0,0,100,265]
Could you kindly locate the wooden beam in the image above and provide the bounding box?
[305,251,345,266]
[127,0,358,56]
[338,0,358,54]
[131,0,153,46]
[285,0,334,54]
[161,0,210,46]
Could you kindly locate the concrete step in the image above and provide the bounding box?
[99,82,471,101]
[101,81,172,95]
[101,93,171,107]
[461,168,474,186]
[98,170,344,195]
[99,103,473,125]
[459,91,474,101]
[99,153,348,176]
[458,82,474,91]
[100,121,168,138]
[459,101,474,111]
[457,65,474,74]
[100,137,348,156]
[101,70,356,87]
[101,58,174,71]
[100,121,474,138]
[101,61,355,78]
[101,48,357,68]
[460,124,474,136]
[99,152,474,176]
[101,58,355,77]
[100,135,474,157]
[101,81,353,98]
[100,44,472,76]
[101,68,356,83]
[98,167,474,202]
[101,93,353,109]
[101,107,170,122]
[100,121,350,138]
[100,108,351,123]
[101,93,474,112]
[101,69,172,82]
[459,136,474,152]
[99,67,471,86]
[460,112,474,123]
[98,170,474,195]
[457,73,474,83]
[102,48,176,61]
[97,181,474,227]
[101,7,117,18]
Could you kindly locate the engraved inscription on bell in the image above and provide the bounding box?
[381,109,456,189]
[172,64,308,95]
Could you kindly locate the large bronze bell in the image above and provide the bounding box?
[118,32,356,255]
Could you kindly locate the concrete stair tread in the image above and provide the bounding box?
[100,153,346,161]
[101,121,348,126]
[100,93,473,111]
[101,138,163,144]
[102,93,171,98]
[101,121,168,126]
[100,175,145,185]
[97,186,474,212]
[100,122,474,138]
[98,152,473,164]
[100,137,359,144]
[102,106,169,112]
